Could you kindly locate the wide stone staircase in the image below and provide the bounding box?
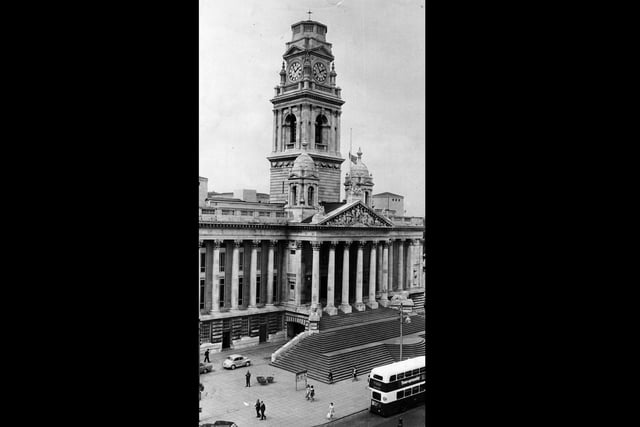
[270,306,425,384]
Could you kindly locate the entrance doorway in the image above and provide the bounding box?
[287,322,305,338]
[259,324,267,343]
[222,331,231,349]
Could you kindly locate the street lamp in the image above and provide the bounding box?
[399,301,411,360]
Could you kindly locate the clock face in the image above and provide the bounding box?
[313,62,327,82]
[288,61,302,82]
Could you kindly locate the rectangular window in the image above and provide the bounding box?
[412,386,420,394]
[238,277,243,305]
[221,209,233,215]
[199,279,205,309]
[219,252,226,272]
[420,383,426,392]
[372,391,381,400]
[239,250,244,271]
[390,375,396,382]
[240,210,252,216]
[256,251,262,270]
[397,390,404,399]
[258,211,271,217]
[405,388,412,397]
[219,279,225,307]
[404,371,412,378]
[412,369,419,376]
[397,372,405,380]
[200,253,206,273]
[256,276,261,303]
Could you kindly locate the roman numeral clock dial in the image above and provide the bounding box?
[313,62,327,83]
[288,61,302,82]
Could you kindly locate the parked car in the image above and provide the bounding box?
[200,421,238,427]
[222,354,251,370]
[200,362,213,374]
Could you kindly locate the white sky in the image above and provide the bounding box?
[199,0,425,216]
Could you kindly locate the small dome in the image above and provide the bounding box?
[290,152,317,177]
[348,148,372,182]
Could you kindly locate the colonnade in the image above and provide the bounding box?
[199,237,424,316]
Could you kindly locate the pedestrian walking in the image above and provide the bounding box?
[327,402,335,420]
[255,399,261,418]
[245,370,251,387]
[309,385,315,402]
[305,384,311,400]
[260,400,266,420]
[352,366,358,381]
[397,417,403,426]
[327,370,333,384]
[204,348,210,363]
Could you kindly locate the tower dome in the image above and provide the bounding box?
[347,148,373,184]
[290,151,317,177]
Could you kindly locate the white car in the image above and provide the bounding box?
[222,354,251,370]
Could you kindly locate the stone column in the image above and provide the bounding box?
[272,110,277,152]
[266,240,276,306]
[397,239,404,291]
[199,241,204,316]
[211,240,222,313]
[367,240,378,309]
[377,241,383,295]
[231,240,242,311]
[339,241,352,313]
[281,242,288,303]
[379,240,390,307]
[294,240,303,305]
[324,241,338,315]
[406,239,413,289]
[354,241,366,311]
[311,241,322,313]
[249,240,259,308]
[388,239,395,292]
[419,238,425,288]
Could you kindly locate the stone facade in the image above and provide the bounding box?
[199,18,425,352]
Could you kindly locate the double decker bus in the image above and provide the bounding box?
[368,356,426,416]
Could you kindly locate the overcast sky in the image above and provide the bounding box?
[200,0,425,216]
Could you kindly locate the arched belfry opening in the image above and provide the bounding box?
[285,114,297,148]
[315,114,329,150]
[307,186,314,206]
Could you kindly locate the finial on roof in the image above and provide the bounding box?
[307,10,312,20]
[357,147,362,159]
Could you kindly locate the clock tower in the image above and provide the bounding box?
[268,19,345,205]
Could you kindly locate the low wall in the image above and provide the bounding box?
[271,331,311,363]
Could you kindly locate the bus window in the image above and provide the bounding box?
[405,388,412,397]
[412,386,420,394]
[405,371,412,377]
[390,375,396,382]
[397,372,404,380]
[397,390,404,399]
[420,384,426,392]
[373,374,383,380]
[372,391,381,400]
[412,369,419,375]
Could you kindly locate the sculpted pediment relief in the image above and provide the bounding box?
[319,201,392,227]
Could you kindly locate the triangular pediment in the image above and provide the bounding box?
[309,46,334,59]
[283,46,304,57]
[318,200,393,227]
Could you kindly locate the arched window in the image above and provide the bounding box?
[291,185,297,206]
[307,186,314,206]
[315,115,328,150]
[285,114,296,148]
